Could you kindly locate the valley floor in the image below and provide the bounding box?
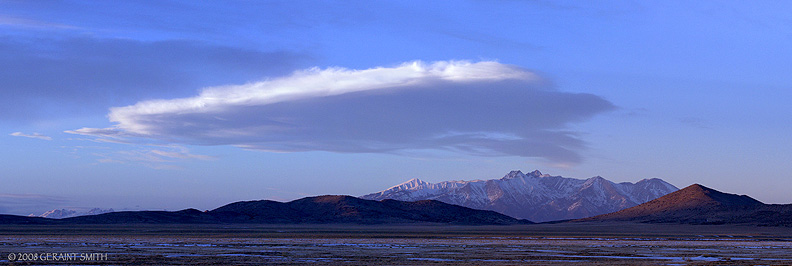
[2,222,792,265]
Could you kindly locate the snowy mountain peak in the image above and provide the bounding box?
[501,169,544,180]
[639,177,665,183]
[394,178,430,190]
[362,170,679,222]
[40,209,76,219]
[501,170,526,180]
[38,208,115,219]
[584,175,606,183]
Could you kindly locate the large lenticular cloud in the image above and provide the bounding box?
[68,61,615,164]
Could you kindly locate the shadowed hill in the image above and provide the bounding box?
[60,209,218,224]
[1,196,530,225]
[578,184,792,226]
[0,214,54,225]
[211,195,530,225]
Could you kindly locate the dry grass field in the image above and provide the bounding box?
[2,222,792,265]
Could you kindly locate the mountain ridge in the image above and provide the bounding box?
[362,170,678,222]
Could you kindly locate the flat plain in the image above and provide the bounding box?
[2,222,792,265]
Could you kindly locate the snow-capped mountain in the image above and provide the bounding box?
[361,170,678,222]
[36,208,115,219]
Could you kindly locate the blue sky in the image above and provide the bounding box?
[2,1,791,215]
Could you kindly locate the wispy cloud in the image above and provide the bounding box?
[10,132,52,140]
[149,149,214,160]
[0,15,81,30]
[65,128,128,140]
[91,145,215,170]
[69,60,615,164]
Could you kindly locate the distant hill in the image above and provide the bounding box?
[37,208,115,219]
[0,214,53,225]
[0,196,529,225]
[362,170,678,222]
[578,184,792,226]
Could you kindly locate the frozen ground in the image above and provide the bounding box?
[1,223,791,265]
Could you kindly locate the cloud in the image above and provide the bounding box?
[0,15,81,30]
[69,61,615,164]
[0,36,310,121]
[10,132,52,140]
[89,145,214,170]
[65,128,127,140]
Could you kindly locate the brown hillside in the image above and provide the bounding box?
[577,184,788,225]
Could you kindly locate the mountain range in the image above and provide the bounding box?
[361,170,678,222]
[3,169,790,227]
[0,195,528,225]
[578,184,792,226]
